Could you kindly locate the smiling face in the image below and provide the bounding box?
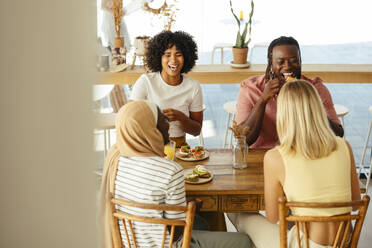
[161,45,184,79]
[271,45,301,80]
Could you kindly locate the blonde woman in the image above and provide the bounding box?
[228,80,360,248]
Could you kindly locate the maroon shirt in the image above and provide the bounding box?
[236,75,340,149]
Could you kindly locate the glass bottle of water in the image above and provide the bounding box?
[232,136,248,169]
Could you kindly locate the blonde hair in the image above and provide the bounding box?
[276,80,337,159]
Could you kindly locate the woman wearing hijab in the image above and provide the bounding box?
[99,100,253,248]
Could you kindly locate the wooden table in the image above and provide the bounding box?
[176,148,366,231]
[176,149,267,231]
[97,64,372,85]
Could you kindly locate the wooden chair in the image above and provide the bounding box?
[110,197,196,248]
[278,195,370,248]
[109,85,127,113]
[223,101,237,148]
[94,85,126,157]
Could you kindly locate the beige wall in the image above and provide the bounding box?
[0,1,97,247]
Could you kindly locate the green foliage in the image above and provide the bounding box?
[229,0,254,48]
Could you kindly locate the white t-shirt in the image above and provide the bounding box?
[130,72,203,137]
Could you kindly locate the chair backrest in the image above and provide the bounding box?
[110,197,196,248]
[109,85,127,113]
[278,195,370,248]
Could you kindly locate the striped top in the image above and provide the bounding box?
[115,156,186,248]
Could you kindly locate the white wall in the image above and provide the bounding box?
[0,1,97,247]
[98,0,372,54]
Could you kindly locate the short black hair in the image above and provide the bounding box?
[145,30,198,74]
[265,36,302,80]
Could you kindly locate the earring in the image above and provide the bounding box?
[270,68,274,77]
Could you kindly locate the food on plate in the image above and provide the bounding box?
[178,145,191,157]
[193,165,211,178]
[192,146,205,159]
[185,173,199,182]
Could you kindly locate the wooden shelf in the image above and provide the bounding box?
[97,64,372,85]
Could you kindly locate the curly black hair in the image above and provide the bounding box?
[144,30,198,74]
[265,36,302,81]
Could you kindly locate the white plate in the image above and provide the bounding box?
[230,61,251,68]
[184,168,213,184]
[176,150,210,161]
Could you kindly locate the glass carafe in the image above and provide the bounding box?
[232,136,248,169]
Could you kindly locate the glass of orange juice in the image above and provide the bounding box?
[164,140,176,160]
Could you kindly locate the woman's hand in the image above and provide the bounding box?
[163,108,187,122]
[163,109,202,136]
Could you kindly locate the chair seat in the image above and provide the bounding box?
[95,113,116,130]
[334,104,349,136]
[334,104,349,117]
[95,113,116,157]
[223,101,237,114]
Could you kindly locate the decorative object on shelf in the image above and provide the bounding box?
[108,0,129,72]
[98,55,110,71]
[131,35,151,69]
[134,36,150,54]
[112,47,127,65]
[142,0,179,31]
[113,0,124,48]
[229,120,250,169]
[112,0,127,62]
[96,37,111,71]
[229,0,254,65]
[142,0,167,14]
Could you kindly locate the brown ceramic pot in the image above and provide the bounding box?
[232,47,248,64]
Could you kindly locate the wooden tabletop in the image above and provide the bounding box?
[97,64,372,85]
[176,149,267,230]
[176,149,267,196]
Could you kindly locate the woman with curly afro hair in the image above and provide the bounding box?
[130,30,203,147]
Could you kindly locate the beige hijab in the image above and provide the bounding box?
[99,100,164,248]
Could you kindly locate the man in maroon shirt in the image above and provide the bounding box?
[236,36,343,148]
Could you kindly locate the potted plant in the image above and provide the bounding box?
[230,0,254,65]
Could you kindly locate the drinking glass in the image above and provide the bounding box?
[164,140,176,160]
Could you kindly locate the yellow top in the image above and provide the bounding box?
[278,137,352,216]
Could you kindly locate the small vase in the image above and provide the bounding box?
[232,47,248,64]
[114,37,124,49]
[232,136,248,169]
